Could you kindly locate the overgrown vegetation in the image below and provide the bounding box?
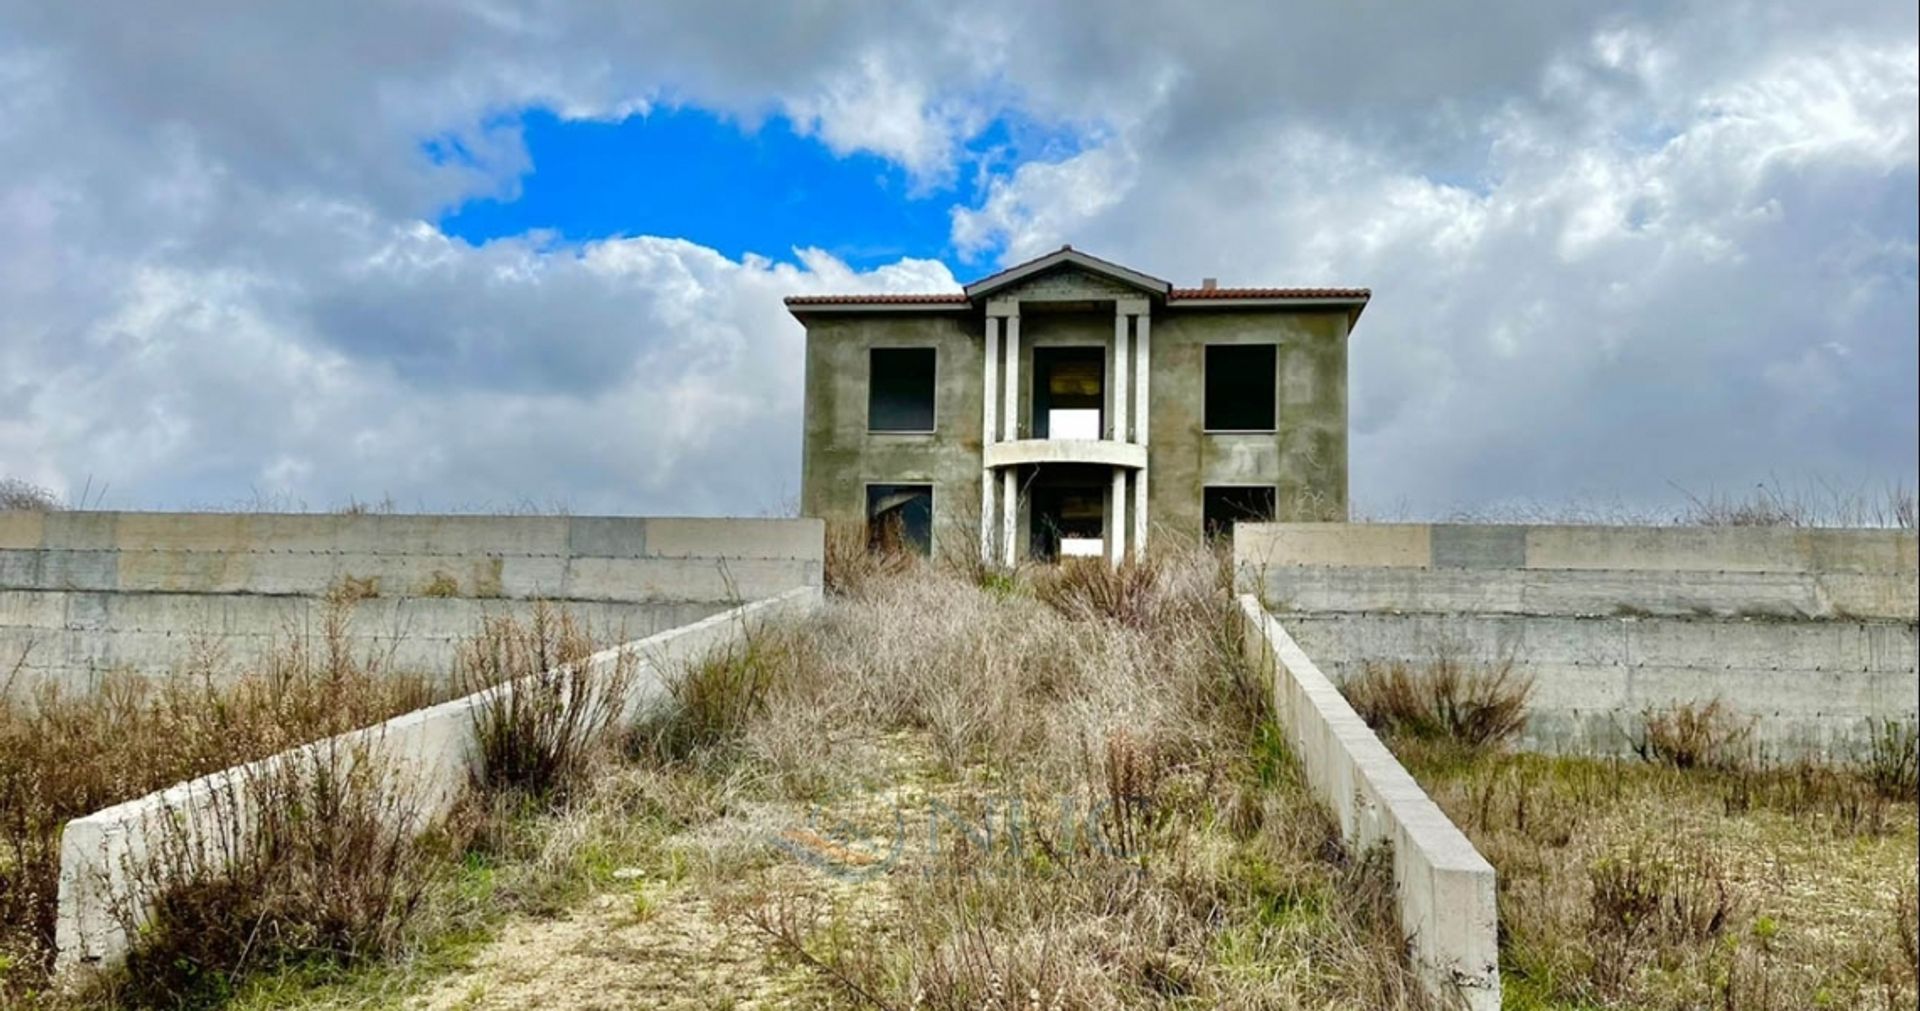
[0,597,442,1001]
[1632,698,1754,771]
[621,548,1436,1008]
[1350,656,1920,1010]
[129,546,1438,1008]
[107,742,440,1009]
[1,595,653,1009]
[0,477,62,512]
[457,604,635,806]
[1342,653,1534,751]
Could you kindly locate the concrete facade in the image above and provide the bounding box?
[55,586,822,969]
[1,512,824,690]
[1237,595,1500,1010]
[1235,522,1920,754]
[790,248,1365,563]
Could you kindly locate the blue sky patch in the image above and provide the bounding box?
[435,106,1081,272]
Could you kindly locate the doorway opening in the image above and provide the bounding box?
[1032,347,1104,440]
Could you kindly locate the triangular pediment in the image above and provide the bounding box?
[963,246,1171,302]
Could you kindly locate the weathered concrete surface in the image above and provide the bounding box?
[1237,596,1499,1010]
[795,263,1355,557]
[1235,523,1920,754]
[55,586,821,970]
[1149,308,1349,531]
[0,513,824,690]
[1285,612,1916,754]
[800,311,986,559]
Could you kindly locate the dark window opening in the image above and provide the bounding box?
[1204,486,1276,543]
[867,484,933,555]
[1032,346,1105,439]
[1029,471,1105,564]
[1204,344,1277,431]
[869,348,937,432]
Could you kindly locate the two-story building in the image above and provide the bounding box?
[787,246,1367,564]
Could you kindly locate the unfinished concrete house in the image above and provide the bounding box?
[788,247,1369,563]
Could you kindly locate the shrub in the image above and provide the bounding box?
[0,478,59,512]
[458,604,635,806]
[1342,653,1534,751]
[1634,699,1753,771]
[0,597,437,991]
[112,739,438,1008]
[1033,556,1161,628]
[1860,717,1919,801]
[822,518,916,597]
[631,630,788,766]
[1585,844,1735,995]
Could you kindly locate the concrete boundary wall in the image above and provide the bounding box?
[1236,523,1916,620]
[1236,595,1499,1010]
[55,585,821,969]
[1,512,824,688]
[1235,523,1919,754]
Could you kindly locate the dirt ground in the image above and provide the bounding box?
[408,734,951,1010]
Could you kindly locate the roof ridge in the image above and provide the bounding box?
[787,287,1370,305]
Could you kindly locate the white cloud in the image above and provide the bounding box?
[0,0,1911,514]
[940,25,1918,512]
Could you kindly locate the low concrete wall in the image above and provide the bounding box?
[1235,523,1920,754]
[1,512,824,690]
[1237,595,1499,1010]
[55,585,821,969]
[1237,523,1916,619]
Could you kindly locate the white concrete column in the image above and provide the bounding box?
[1132,307,1150,445]
[1111,303,1130,442]
[1001,311,1020,441]
[1001,468,1018,567]
[983,316,1001,445]
[1132,468,1148,562]
[1131,308,1150,561]
[1109,468,1128,566]
[981,317,1001,562]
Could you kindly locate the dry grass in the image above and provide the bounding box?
[1340,647,1919,1010]
[1398,732,1919,1010]
[105,740,443,1009]
[299,548,1442,1009]
[823,518,916,597]
[4,600,653,1010]
[457,604,636,807]
[0,597,444,999]
[638,549,1436,1009]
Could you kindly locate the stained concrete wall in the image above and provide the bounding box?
[799,312,986,559]
[1235,523,1920,753]
[56,585,821,969]
[1238,595,1499,1010]
[0,512,824,690]
[795,264,1354,557]
[1146,308,1349,533]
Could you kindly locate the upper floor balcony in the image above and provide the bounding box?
[983,435,1147,471]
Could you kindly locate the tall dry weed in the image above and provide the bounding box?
[1634,698,1754,771]
[110,738,439,1008]
[458,603,635,806]
[0,596,440,990]
[693,547,1435,1007]
[1342,652,1533,751]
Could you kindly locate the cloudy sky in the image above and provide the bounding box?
[1,2,1914,517]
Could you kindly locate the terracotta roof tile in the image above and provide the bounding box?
[1168,287,1370,300]
[785,287,1368,307]
[784,292,969,306]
